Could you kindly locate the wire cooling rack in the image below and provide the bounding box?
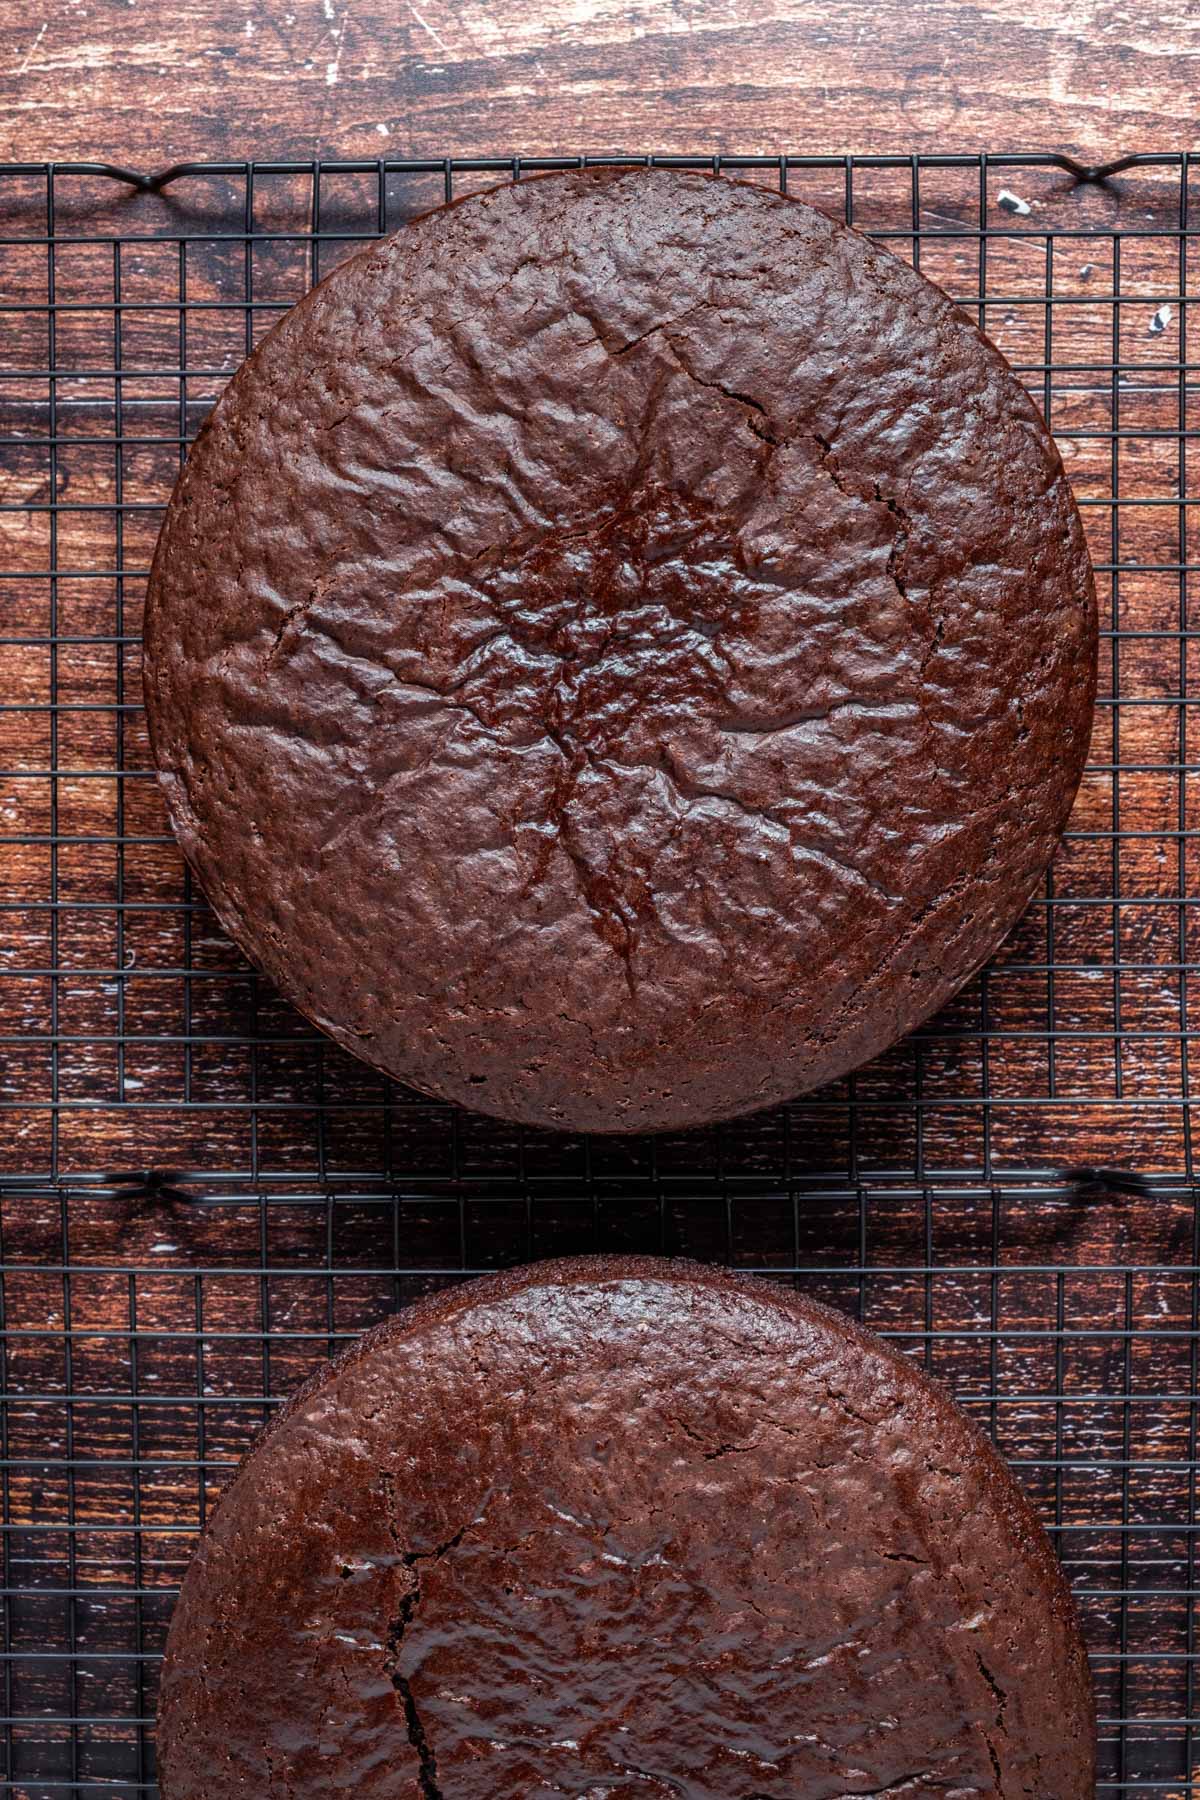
[0,150,1197,1793]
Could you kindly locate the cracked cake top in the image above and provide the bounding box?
[143,166,1096,1133]
[155,1256,1095,1797]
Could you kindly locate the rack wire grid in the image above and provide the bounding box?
[0,148,1197,1794]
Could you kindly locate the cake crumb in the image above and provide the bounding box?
[997,189,1032,216]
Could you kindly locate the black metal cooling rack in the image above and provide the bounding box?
[0,150,1198,1793]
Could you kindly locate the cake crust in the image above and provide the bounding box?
[144,167,1097,1132]
[157,1256,1095,1798]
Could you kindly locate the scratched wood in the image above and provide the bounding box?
[0,0,1197,166]
[0,13,1196,1790]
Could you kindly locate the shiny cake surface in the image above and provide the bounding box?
[144,168,1097,1132]
[157,1257,1095,1798]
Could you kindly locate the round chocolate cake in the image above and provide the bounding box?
[157,1257,1094,1797]
[144,167,1097,1133]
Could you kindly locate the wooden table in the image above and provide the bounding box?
[0,0,1196,166]
[0,10,1196,1791]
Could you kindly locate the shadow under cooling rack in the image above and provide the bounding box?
[0,151,1199,1794]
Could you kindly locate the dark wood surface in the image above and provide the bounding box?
[0,12,1196,1791]
[0,0,1196,167]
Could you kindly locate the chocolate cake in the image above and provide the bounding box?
[143,167,1097,1133]
[157,1256,1095,1797]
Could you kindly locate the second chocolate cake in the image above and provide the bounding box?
[144,167,1097,1132]
[157,1258,1095,1797]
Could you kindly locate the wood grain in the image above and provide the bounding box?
[0,0,1196,169]
[0,14,1196,1790]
